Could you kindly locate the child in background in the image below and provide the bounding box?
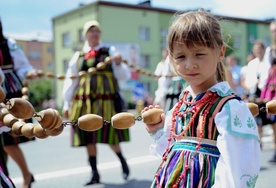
[142,9,260,188]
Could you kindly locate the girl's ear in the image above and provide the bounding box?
[219,44,226,62]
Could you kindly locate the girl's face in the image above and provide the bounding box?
[171,43,225,94]
[86,26,101,45]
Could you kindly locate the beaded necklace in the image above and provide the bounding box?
[154,90,219,188]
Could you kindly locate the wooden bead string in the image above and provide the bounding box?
[26,56,177,80]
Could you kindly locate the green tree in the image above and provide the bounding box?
[28,78,54,110]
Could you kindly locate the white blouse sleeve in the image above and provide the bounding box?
[109,46,131,81]
[149,109,175,158]
[62,51,80,111]
[0,68,4,84]
[213,99,260,188]
[8,38,34,79]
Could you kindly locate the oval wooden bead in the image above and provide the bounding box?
[21,123,35,138]
[104,57,112,64]
[78,114,103,131]
[96,62,106,70]
[33,124,48,139]
[142,108,164,125]
[0,107,9,121]
[3,114,18,128]
[246,103,259,117]
[69,74,78,79]
[46,72,55,78]
[21,87,29,95]
[57,74,65,80]
[6,98,35,119]
[0,86,6,103]
[45,125,64,136]
[88,67,97,75]
[36,109,55,130]
[37,70,44,77]
[22,95,29,101]
[78,71,87,78]
[11,121,25,136]
[266,99,276,114]
[111,112,135,129]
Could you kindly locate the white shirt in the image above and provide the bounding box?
[244,57,270,95]
[62,43,131,111]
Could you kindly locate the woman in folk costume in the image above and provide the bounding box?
[0,67,15,188]
[62,20,131,185]
[142,10,260,188]
[0,19,36,188]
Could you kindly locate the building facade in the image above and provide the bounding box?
[52,0,272,108]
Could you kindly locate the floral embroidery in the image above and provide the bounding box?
[247,117,256,129]
[233,115,242,127]
[240,174,258,188]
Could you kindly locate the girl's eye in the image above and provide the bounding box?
[196,53,205,56]
[176,55,185,59]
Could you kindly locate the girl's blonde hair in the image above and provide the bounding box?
[167,9,226,82]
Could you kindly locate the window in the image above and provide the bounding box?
[47,47,53,53]
[140,54,150,68]
[160,28,168,36]
[233,34,241,49]
[139,27,150,41]
[78,28,84,42]
[63,59,69,73]
[28,51,41,59]
[62,32,71,47]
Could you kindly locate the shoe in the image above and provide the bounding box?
[24,174,35,188]
[121,158,130,180]
[84,172,100,186]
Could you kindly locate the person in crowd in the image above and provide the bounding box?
[62,20,131,185]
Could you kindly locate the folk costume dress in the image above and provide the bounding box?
[149,81,260,188]
[62,44,131,146]
[0,38,35,146]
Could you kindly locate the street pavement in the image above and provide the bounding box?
[6,116,276,188]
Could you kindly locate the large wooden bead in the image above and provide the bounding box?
[33,124,48,139]
[88,67,97,75]
[35,109,55,130]
[57,74,65,80]
[3,114,18,128]
[45,125,64,136]
[53,110,63,129]
[11,121,25,136]
[111,113,135,129]
[142,108,164,124]
[6,98,35,119]
[0,86,6,103]
[96,62,106,70]
[266,99,276,114]
[0,107,9,120]
[78,114,103,131]
[21,87,29,95]
[21,123,35,138]
[246,103,259,117]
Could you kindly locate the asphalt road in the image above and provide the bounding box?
[6,118,276,188]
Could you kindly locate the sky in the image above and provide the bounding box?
[0,0,276,41]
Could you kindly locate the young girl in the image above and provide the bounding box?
[142,9,260,188]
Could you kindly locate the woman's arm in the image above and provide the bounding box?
[62,52,80,113]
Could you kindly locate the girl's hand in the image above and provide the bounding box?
[141,105,165,134]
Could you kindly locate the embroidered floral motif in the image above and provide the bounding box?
[240,174,258,188]
[247,117,256,129]
[233,115,242,127]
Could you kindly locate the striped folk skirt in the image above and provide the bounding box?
[69,72,130,146]
[151,141,220,188]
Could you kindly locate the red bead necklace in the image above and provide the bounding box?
[154,91,218,188]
